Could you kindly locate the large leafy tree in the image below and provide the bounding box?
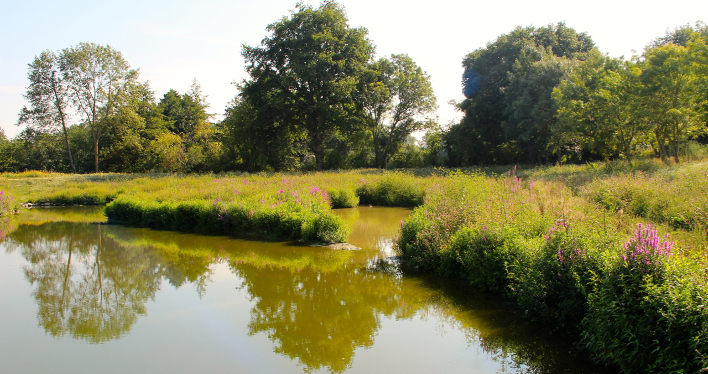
[241,0,374,171]
[359,54,437,168]
[446,23,596,165]
[17,51,77,173]
[100,82,170,172]
[503,46,576,163]
[157,81,219,172]
[61,42,139,173]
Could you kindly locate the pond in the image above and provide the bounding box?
[0,206,613,373]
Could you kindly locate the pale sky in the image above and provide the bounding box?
[1,0,705,139]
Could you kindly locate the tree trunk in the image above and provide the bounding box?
[670,139,680,164]
[62,125,77,173]
[372,128,382,169]
[527,138,538,165]
[314,115,324,172]
[654,129,668,163]
[50,79,77,174]
[94,135,100,173]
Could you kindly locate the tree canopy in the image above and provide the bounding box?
[241,0,374,171]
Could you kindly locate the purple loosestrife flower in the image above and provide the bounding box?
[622,223,673,267]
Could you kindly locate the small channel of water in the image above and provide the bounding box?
[0,206,613,373]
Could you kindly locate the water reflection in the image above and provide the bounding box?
[232,264,416,373]
[5,222,162,343]
[0,207,612,373]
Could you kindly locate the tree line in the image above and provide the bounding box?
[2,1,707,173]
[447,21,708,165]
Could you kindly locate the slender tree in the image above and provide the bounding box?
[359,54,437,168]
[17,51,77,173]
[61,42,138,173]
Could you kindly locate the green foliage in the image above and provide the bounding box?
[584,164,708,231]
[641,39,707,163]
[311,213,350,243]
[508,223,608,330]
[553,52,648,161]
[396,168,708,373]
[447,226,526,292]
[503,46,577,164]
[158,80,210,136]
[61,42,140,173]
[219,98,307,172]
[17,50,77,173]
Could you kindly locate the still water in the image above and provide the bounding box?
[0,207,612,373]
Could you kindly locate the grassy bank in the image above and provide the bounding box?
[398,167,708,373]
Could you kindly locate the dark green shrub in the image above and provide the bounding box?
[357,174,425,207]
[312,213,350,243]
[449,226,525,294]
[104,198,350,243]
[327,188,359,208]
[508,222,605,329]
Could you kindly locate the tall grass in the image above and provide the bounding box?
[584,161,708,232]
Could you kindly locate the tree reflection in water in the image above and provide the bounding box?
[4,222,162,343]
[232,262,418,373]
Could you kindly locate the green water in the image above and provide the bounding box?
[0,206,614,373]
